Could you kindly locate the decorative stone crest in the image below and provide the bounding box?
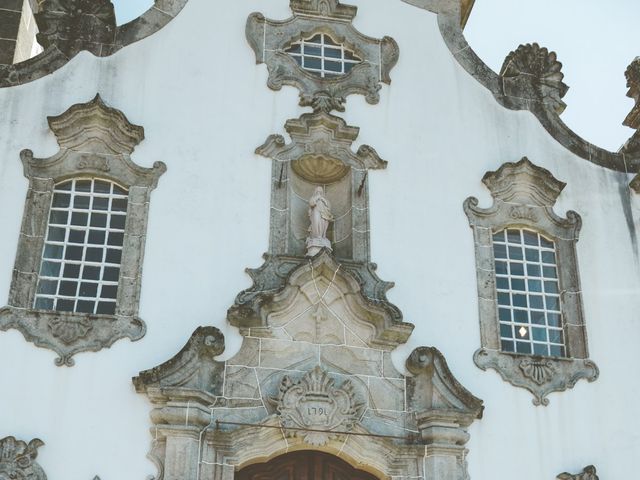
[500,43,569,114]
[246,0,398,112]
[271,366,364,446]
[0,95,165,366]
[0,436,46,480]
[35,0,117,57]
[622,58,640,169]
[465,157,599,405]
[557,465,599,480]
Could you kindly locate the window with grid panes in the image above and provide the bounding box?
[285,33,362,78]
[34,178,128,315]
[492,228,565,357]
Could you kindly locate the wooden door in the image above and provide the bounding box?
[236,451,379,480]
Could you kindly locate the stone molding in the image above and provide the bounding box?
[134,321,483,480]
[402,0,640,175]
[0,95,166,366]
[0,436,47,480]
[557,465,599,480]
[464,157,599,405]
[623,58,640,184]
[0,0,190,87]
[245,0,399,112]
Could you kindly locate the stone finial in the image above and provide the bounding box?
[623,57,640,129]
[0,437,47,480]
[557,465,599,480]
[35,0,117,57]
[500,43,569,114]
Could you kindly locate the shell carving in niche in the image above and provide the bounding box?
[292,154,350,183]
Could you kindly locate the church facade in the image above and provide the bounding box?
[0,1,638,479]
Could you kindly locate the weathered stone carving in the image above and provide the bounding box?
[0,436,46,480]
[500,43,568,114]
[0,95,165,366]
[465,157,599,405]
[271,366,364,446]
[35,0,117,57]
[246,0,398,112]
[557,465,599,480]
[623,58,640,185]
[306,187,334,256]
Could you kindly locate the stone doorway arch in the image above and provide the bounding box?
[236,450,379,480]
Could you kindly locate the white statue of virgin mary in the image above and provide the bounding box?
[306,186,334,256]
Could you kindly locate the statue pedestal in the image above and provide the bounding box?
[306,237,332,257]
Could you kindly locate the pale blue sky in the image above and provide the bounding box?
[111,0,640,151]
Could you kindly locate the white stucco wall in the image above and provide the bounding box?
[0,1,638,479]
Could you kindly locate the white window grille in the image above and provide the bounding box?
[285,33,362,78]
[492,228,565,357]
[34,178,128,315]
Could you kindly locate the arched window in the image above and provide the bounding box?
[34,178,128,315]
[285,33,362,78]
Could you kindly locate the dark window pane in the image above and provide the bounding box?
[325,60,342,72]
[75,180,91,192]
[63,264,80,278]
[76,300,95,313]
[549,329,564,344]
[56,181,72,191]
[93,197,109,211]
[35,297,54,310]
[496,277,509,289]
[82,266,100,280]
[523,230,538,246]
[495,261,508,275]
[112,198,128,212]
[94,180,111,193]
[543,266,557,279]
[103,267,120,282]
[49,210,68,225]
[73,195,90,209]
[501,340,515,352]
[44,244,63,259]
[110,215,126,230]
[101,285,118,299]
[512,294,527,307]
[547,313,561,327]
[292,55,302,66]
[47,226,66,242]
[544,281,559,294]
[303,45,321,56]
[533,343,549,356]
[498,308,511,322]
[493,243,507,259]
[40,261,61,277]
[540,237,554,249]
[510,278,525,291]
[71,212,88,226]
[90,213,107,228]
[88,230,106,245]
[105,249,122,264]
[68,230,85,244]
[59,281,78,296]
[550,345,564,357]
[525,248,539,262]
[500,323,513,339]
[324,47,341,58]
[510,262,524,276]
[324,35,338,46]
[79,282,98,297]
[529,295,544,309]
[508,246,523,260]
[309,34,322,43]
[56,299,75,311]
[516,342,532,354]
[113,185,127,196]
[52,193,70,208]
[37,279,58,295]
[65,246,83,261]
[545,296,560,311]
[532,327,547,342]
[497,292,510,306]
[526,263,541,277]
[513,309,528,323]
[85,248,103,262]
[97,301,116,315]
[286,43,301,54]
[108,232,124,246]
[531,311,545,325]
[492,230,505,242]
[344,61,355,74]
[507,229,521,243]
[528,279,542,292]
[303,57,322,69]
[541,251,556,264]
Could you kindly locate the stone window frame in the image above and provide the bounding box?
[0,95,166,367]
[464,157,599,406]
[246,0,399,113]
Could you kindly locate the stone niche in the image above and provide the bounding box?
[134,252,484,480]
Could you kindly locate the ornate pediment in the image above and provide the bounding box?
[557,465,599,480]
[246,1,398,112]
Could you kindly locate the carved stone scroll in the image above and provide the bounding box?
[0,436,47,480]
[557,465,599,480]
